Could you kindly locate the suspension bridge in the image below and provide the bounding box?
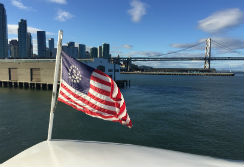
[111,38,244,71]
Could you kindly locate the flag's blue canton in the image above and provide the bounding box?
[61,51,94,94]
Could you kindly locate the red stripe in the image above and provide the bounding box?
[58,97,117,120]
[90,84,110,97]
[90,75,111,87]
[118,101,126,116]
[87,91,120,109]
[109,80,121,101]
[110,78,115,99]
[115,87,122,101]
[61,83,117,115]
[94,69,110,78]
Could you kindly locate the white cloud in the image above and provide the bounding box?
[122,44,133,49]
[170,42,204,51]
[55,9,74,22]
[48,0,67,4]
[8,38,17,43]
[128,0,147,23]
[8,24,55,36]
[123,51,163,57]
[211,37,244,50]
[198,8,243,33]
[11,0,30,10]
[32,39,38,54]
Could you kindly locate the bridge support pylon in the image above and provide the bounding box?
[204,38,211,69]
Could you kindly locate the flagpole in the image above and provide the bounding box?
[47,30,63,141]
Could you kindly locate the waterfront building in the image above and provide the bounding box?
[102,43,110,59]
[18,19,27,58]
[0,3,8,58]
[27,32,33,58]
[90,47,98,58]
[98,45,102,58]
[78,44,86,58]
[9,40,18,58]
[37,31,46,58]
[0,58,121,83]
[48,38,54,58]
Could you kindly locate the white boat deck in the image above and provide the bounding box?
[1,140,242,167]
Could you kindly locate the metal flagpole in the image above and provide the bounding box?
[47,30,63,140]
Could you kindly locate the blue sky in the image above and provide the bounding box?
[2,0,244,71]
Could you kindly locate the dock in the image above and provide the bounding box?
[0,80,130,90]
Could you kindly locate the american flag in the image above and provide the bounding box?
[57,51,132,128]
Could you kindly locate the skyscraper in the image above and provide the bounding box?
[102,43,110,59]
[18,19,27,58]
[37,31,46,58]
[98,45,102,58]
[27,32,33,58]
[0,3,8,58]
[9,40,18,58]
[62,42,78,58]
[48,38,54,57]
[90,47,98,58]
[78,44,86,58]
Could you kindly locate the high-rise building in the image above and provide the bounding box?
[48,38,54,57]
[27,32,33,58]
[102,43,110,59]
[9,40,18,58]
[98,45,102,58]
[85,51,90,58]
[62,42,78,58]
[78,44,86,58]
[68,41,75,47]
[0,3,8,58]
[18,19,27,58]
[90,47,98,58]
[37,31,46,58]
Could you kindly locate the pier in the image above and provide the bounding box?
[0,80,130,90]
[0,80,54,90]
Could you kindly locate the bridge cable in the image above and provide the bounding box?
[212,40,243,56]
[160,42,204,56]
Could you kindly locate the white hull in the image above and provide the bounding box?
[1,140,242,167]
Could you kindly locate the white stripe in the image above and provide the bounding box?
[112,81,119,99]
[92,71,111,83]
[58,95,84,110]
[61,81,118,112]
[88,88,114,102]
[120,95,125,107]
[118,107,127,119]
[59,94,119,121]
[90,80,111,92]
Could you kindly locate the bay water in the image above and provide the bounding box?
[0,74,243,163]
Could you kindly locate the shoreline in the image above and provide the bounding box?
[121,72,235,76]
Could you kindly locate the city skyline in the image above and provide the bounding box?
[0,3,112,59]
[1,0,244,70]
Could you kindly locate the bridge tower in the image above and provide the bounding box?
[126,57,132,72]
[204,38,211,69]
